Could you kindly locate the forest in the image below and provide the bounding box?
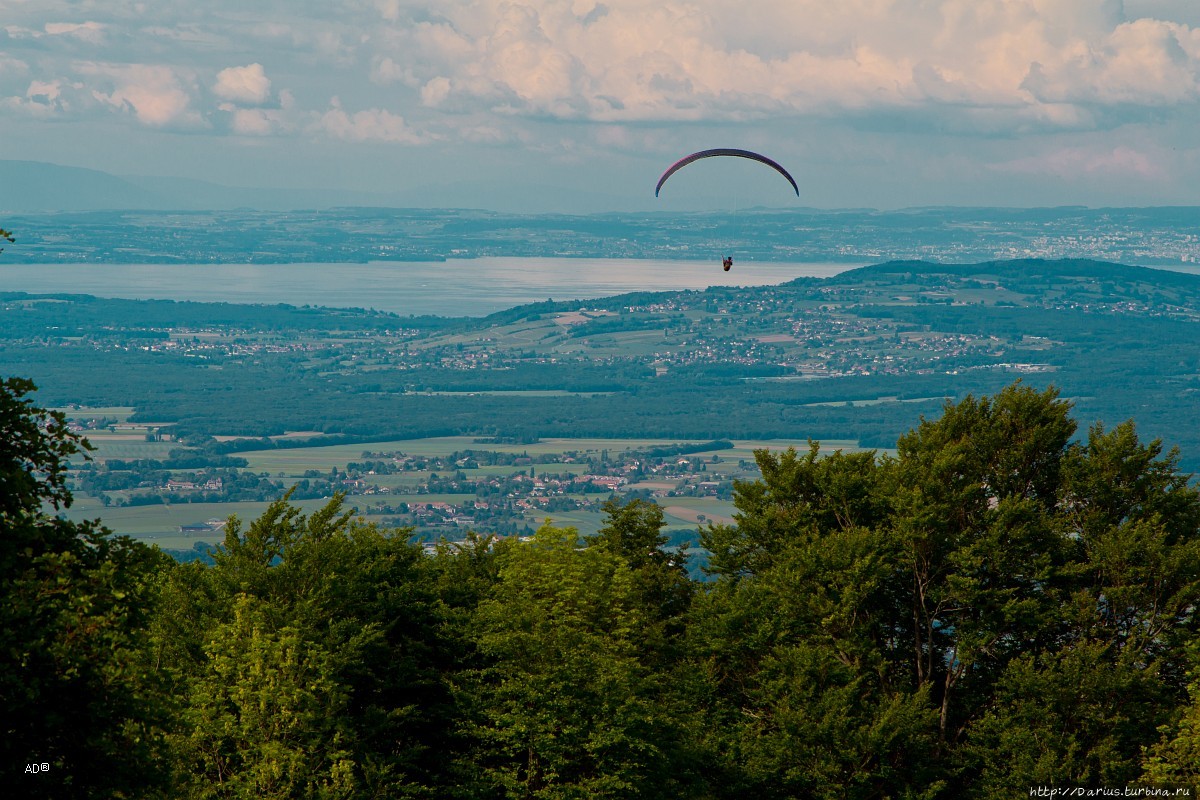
[4,375,1200,798]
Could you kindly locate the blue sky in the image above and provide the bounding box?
[4,0,1200,211]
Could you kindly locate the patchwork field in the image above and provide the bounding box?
[64,433,872,550]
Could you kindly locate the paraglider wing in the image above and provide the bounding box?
[655,148,799,197]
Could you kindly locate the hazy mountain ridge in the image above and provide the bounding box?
[0,160,170,211]
[0,160,669,214]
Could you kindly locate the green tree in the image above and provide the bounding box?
[1,376,170,798]
[1142,644,1200,784]
[463,522,683,799]
[702,442,890,580]
[966,643,1173,790]
[888,384,1077,745]
[176,595,356,799]
[586,498,693,652]
[690,383,1200,795]
[157,495,455,798]
[688,478,939,799]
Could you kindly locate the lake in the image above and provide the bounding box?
[0,258,861,316]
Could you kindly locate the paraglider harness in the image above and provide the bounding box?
[722,256,733,272]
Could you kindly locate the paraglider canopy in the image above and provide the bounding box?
[655,148,799,198]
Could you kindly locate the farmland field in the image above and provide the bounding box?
[234,435,840,474]
[61,495,341,550]
[53,405,138,421]
[75,431,183,461]
[65,433,874,548]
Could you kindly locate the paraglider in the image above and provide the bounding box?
[655,148,798,272]
[654,148,799,198]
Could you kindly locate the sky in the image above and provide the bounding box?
[4,0,1200,212]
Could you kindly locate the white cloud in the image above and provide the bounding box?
[9,1,1200,136]
[44,21,107,44]
[7,0,1200,209]
[213,63,272,105]
[2,80,64,117]
[80,63,204,128]
[1021,19,1200,106]
[227,107,276,135]
[26,79,64,103]
[362,0,1200,132]
[313,98,431,143]
[994,144,1169,181]
[0,54,30,76]
[219,88,295,135]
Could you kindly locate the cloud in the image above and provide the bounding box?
[213,63,272,105]
[360,0,1200,132]
[5,0,1200,157]
[80,62,204,128]
[44,21,107,44]
[0,54,29,77]
[994,145,1169,181]
[313,97,432,143]
[1021,19,1200,106]
[226,107,277,135]
[26,79,64,103]
[218,89,295,136]
[1,78,72,117]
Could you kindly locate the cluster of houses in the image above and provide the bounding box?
[164,476,224,492]
[177,518,228,534]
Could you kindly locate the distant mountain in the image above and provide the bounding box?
[0,160,168,212]
[0,160,397,212]
[377,179,660,214]
[0,160,659,213]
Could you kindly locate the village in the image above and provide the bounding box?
[67,439,742,539]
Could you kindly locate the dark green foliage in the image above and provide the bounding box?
[702,442,890,579]
[154,495,459,798]
[692,383,1200,795]
[0,291,461,336]
[690,446,941,798]
[964,643,1172,789]
[1143,644,1200,785]
[1,376,171,798]
[461,523,686,799]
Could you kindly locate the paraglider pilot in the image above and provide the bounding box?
[722,256,733,272]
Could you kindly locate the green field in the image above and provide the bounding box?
[238,435,858,474]
[67,435,873,548]
[419,390,616,397]
[62,495,341,550]
[801,396,953,408]
[77,432,183,461]
[236,436,730,474]
[53,405,138,421]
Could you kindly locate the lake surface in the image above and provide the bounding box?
[0,258,861,317]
